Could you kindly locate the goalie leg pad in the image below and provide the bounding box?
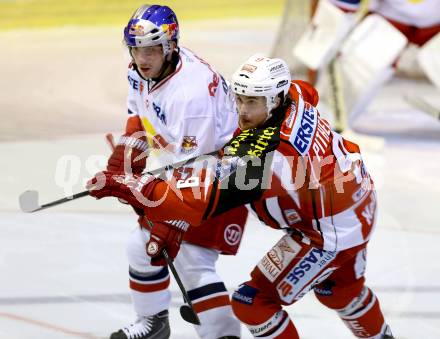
[418,32,440,91]
[318,14,408,122]
[293,0,357,70]
[385,17,440,46]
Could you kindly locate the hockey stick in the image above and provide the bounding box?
[107,131,200,326]
[107,133,200,325]
[163,250,201,325]
[404,94,440,120]
[19,190,90,213]
[19,133,116,213]
[19,149,220,213]
[105,133,116,150]
[328,59,385,151]
[328,58,347,133]
[326,0,371,132]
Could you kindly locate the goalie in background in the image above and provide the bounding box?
[88,54,395,339]
[293,0,440,127]
[100,4,247,339]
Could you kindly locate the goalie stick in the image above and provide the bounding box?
[404,94,440,120]
[328,58,347,133]
[326,0,371,132]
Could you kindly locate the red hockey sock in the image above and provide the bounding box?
[337,287,386,338]
[231,282,299,338]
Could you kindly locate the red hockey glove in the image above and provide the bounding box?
[107,134,148,174]
[86,171,157,210]
[146,220,189,266]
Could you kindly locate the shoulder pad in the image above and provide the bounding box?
[289,80,319,106]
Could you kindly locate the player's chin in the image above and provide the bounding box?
[139,67,153,78]
[239,119,257,130]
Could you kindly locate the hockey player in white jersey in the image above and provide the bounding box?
[102,4,247,339]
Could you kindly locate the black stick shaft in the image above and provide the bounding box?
[162,250,200,324]
[35,191,90,212]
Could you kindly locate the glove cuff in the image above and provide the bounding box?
[118,135,149,152]
[164,220,190,232]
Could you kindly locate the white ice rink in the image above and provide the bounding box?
[1,19,440,339]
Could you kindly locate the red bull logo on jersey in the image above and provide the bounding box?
[181,136,198,154]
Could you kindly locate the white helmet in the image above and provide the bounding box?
[231,54,291,112]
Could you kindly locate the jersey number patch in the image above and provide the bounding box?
[176,176,200,189]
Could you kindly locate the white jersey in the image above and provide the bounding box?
[371,0,440,28]
[330,0,440,28]
[126,47,238,169]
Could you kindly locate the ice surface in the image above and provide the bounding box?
[0,212,439,338]
[1,19,440,339]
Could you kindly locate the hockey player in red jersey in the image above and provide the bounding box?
[100,4,247,339]
[88,54,394,339]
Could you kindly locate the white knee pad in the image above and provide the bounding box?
[418,33,440,90]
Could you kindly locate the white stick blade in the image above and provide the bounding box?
[19,190,40,213]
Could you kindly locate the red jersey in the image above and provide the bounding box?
[145,81,377,252]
